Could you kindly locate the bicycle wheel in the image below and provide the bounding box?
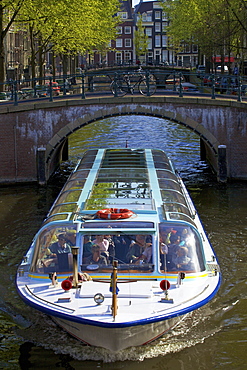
[110,80,128,97]
[138,76,156,96]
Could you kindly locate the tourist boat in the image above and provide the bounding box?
[16,148,221,352]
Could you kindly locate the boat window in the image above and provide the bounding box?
[76,151,98,169]
[156,170,177,181]
[63,179,87,191]
[163,202,191,216]
[158,178,181,192]
[42,214,70,225]
[159,223,205,272]
[69,171,90,180]
[54,190,82,205]
[81,233,154,273]
[49,203,78,215]
[31,225,77,274]
[161,189,186,204]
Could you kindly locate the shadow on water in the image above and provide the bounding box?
[0,116,246,369]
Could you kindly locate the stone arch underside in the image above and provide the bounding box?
[46,104,220,180]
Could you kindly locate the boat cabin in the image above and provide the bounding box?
[28,149,206,278]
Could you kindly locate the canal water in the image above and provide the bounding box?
[0,116,246,369]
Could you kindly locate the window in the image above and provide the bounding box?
[116,27,122,34]
[125,39,131,48]
[148,39,152,49]
[184,44,191,53]
[155,11,161,19]
[116,39,122,48]
[162,12,168,21]
[155,35,161,47]
[118,12,127,19]
[162,35,167,47]
[124,51,132,62]
[192,44,198,53]
[146,28,152,36]
[143,12,152,22]
[125,26,131,34]
[155,23,161,32]
[162,22,168,31]
[116,52,122,64]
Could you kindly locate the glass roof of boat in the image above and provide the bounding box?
[44,149,196,228]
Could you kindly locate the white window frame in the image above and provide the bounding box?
[155,35,161,47]
[162,35,167,47]
[125,39,131,48]
[124,26,131,34]
[155,23,161,32]
[116,39,122,48]
[155,11,161,19]
[146,28,152,36]
[116,26,122,34]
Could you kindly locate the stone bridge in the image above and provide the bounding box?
[0,95,246,185]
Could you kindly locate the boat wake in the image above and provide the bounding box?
[15,303,223,363]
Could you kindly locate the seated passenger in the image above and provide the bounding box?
[166,233,181,270]
[172,246,191,270]
[126,235,146,263]
[49,233,72,255]
[48,233,72,271]
[113,234,131,263]
[65,229,77,246]
[83,235,93,260]
[92,235,109,259]
[85,245,107,265]
[104,235,115,262]
[134,241,153,264]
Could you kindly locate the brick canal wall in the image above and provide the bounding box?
[0,96,246,184]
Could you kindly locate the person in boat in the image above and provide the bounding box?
[47,233,72,271]
[126,235,146,263]
[92,235,109,259]
[172,246,191,270]
[133,241,153,264]
[82,235,93,261]
[85,245,107,265]
[104,235,115,263]
[65,229,77,246]
[113,234,131,263]
[166,233,181,270]
[48,233,72,255]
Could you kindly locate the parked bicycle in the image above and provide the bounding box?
[110,68,156,97]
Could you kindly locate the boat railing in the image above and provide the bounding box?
[24,285,75,313]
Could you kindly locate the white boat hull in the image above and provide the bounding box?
[53,314,183,352]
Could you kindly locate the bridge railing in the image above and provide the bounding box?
[1,69,246,105]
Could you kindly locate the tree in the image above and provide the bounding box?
[134,15,149,63]
[162,0,244,72]
[0,0,25,90]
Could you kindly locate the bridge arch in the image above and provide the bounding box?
[46,105,220,180]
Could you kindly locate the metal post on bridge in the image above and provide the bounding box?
[81,73,85,99]
[237,76,242,102]
[179,72,183,97]
[145,70,150,96]
[211,75,216,99]
[48,77,53,102]
[114,72,118,97]
[13,81,18,106]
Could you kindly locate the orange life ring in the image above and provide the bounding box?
[97,208,134,220]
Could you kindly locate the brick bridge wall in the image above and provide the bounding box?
[0,96,246,184]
